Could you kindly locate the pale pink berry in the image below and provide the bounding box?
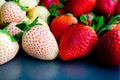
[22,25,59,60]
[0,31,19,65]
[7,22,23,36]
[0,2,26,24]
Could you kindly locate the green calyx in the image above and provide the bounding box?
[94,16,104,32]
[16,17,42,31]
[65,13,73,16]
[98,14,120,36]
[14,17,41,39]
[48,3,64,23]
[80,14,88,26]
[7,0,28,11]
[79,14,104,32]
[0,29,17,42]
[59,0,67,4]
[49,3,61,17]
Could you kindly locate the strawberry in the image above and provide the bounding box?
[96,27,120,65]
[19,0,38,11]
[50,14,78,42]
[23,16,30,22]
[0,2,26,24]
[0,30,19,65]
[7,22,23,36]
[64,0,96,17]
[94,0,118,16]
[40,0,60,9]
[22,25,59,60]
[28,17,50,29]
[0,0,6,9]
[115,2,120,14]
[27,6,50,23]
[59,24,98,61]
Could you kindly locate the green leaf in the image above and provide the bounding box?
[10,35,17,42]
[98,25,110,36]
[57,4,64,9]
[19,5,28,11]
[16,22,29,31]
[66,13,73,16]
[29,17,42,27]
[16,17,40,31]
[59,0,67,4]
[14,32,23,39]
[96,16,104,31]
[108,15,120,25]
[49,3,60,17]
[49,3,57,13]
[80,14,88,25]
[91,23,95,30]
[51,12,60,17]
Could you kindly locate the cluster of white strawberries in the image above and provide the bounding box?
[0,0,59,65]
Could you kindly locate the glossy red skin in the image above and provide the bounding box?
[50,15,78,42]
[64,0,96,17]
[40,0,60,9]
[95,0,118,16]
[97,29,120,65]
[59,24,98,61]
[115,2,120,14]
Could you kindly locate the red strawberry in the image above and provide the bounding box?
[22,25,59,60]
[40,0,60,9]
[59,24,98,61]
[0,2,26,24]
[95,0,118,16]
[64,0,96,17]
[50,14,78,42]
[115,2,120,14]
[97,26,120,65]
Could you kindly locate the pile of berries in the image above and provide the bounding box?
[0,0,120,66]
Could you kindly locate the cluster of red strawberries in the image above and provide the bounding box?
[0,0,120,66]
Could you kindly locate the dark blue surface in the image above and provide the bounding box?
[0,50,120,80]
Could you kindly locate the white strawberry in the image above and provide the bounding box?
[27,17,50,29]
[0,0,6,9]
[23,16,30,22]
[0,30,19,65]
[27,6,50,23]
[22,25,58,60]
[0,2,26,24]
[19,0,38,11]
[7,22,23,36]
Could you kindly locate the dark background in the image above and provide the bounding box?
[0,50,120,80]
